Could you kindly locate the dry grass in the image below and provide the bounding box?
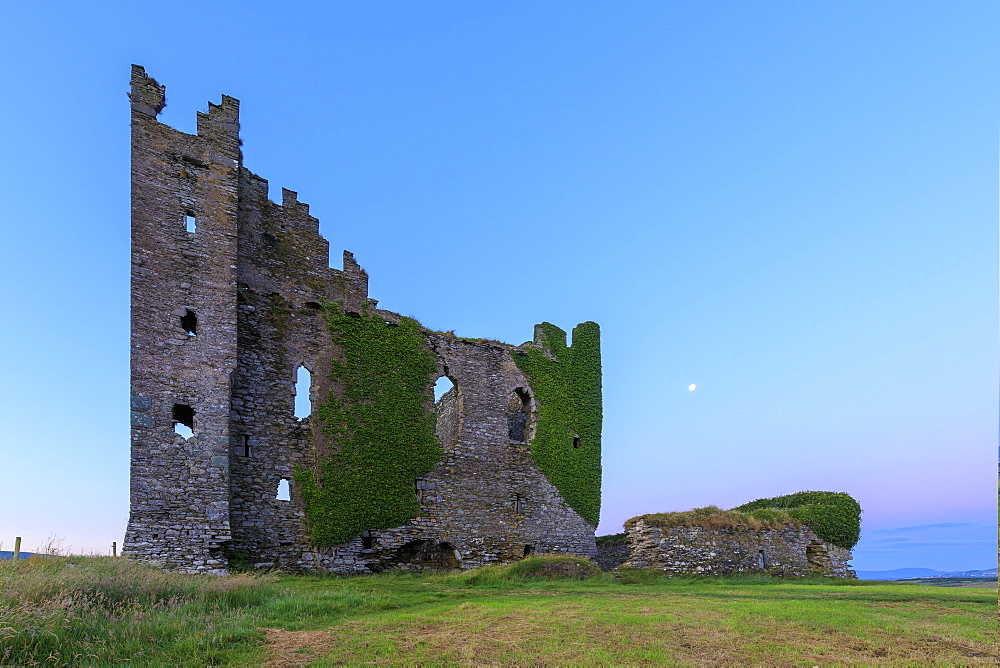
[625,505,800,531]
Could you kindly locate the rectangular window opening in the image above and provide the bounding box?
[184,213,197,234]
[242,434,251,457]
[514,494,524,514]
[173,403,194,439]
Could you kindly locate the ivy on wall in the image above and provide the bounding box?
[294,304,442,547]
[513,321,602,526]
[735,491,862,550]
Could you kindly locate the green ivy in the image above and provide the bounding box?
[735,491,862,550]
[294,305,442,547]
[513,322,602,526]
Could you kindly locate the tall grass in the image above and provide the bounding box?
[0,555,276,665]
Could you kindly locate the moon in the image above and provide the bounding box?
[688,384,696,391]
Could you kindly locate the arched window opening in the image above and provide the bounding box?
[507,387,532,442]
[293,365,312,420]
[173,403,194,439]
[180,309,197,336]
[276,479,291,501]
[433,375,455,403]
[184,212,197,234]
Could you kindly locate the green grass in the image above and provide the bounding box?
[2,555,996,665]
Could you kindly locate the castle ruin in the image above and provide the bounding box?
[124,66,602,574]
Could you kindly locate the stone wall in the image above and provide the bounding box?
[621,520,855,577]
[594,541,630,571]
[124,66,599,573]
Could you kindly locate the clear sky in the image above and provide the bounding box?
[0,1,996,572]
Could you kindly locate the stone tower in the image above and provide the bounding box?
[125,66,602,573]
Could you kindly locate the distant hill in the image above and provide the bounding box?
[857,567,997,580]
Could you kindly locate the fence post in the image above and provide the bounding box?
[13,536,21,561]
[112,541,117,557]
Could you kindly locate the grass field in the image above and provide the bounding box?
[1,555,996,666]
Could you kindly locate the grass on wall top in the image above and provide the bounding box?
[626,492,862,550]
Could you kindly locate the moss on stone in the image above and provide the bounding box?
[513,321,602,526]
[295,305,442,547]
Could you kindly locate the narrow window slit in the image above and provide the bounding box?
[514,494,524,514]
[242,434,251,457]
[294,365,312,419]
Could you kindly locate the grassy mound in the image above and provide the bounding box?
[451,555,601,585]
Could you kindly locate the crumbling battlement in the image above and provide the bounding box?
[124,66,601,573]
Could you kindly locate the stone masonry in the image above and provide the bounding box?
[621,519,855,578]
[124,66,599,573]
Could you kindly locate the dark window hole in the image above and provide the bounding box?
[573,436,581,449]
[180,309,197,335]
[152,533,159,539]
[242,434,251,457]
[304,301,321,310]
[361,532,374,549]
[523,544,534,557]
[514,494,524,514]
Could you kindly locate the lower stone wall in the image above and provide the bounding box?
[594,541,630,571]
[622,520,855,578]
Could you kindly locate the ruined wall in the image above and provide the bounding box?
[594,540,630,571]
[125,67,240,573]
[621,519,855,578]
[124,66,600,573]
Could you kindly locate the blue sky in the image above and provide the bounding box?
[0,1,995,571]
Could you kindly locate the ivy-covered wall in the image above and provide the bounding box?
[735,491,861,550]
[513,321,602,526]
[295,305,442,546]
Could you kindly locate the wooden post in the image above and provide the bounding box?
[112,541,117,557]
[13,536,21,561]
